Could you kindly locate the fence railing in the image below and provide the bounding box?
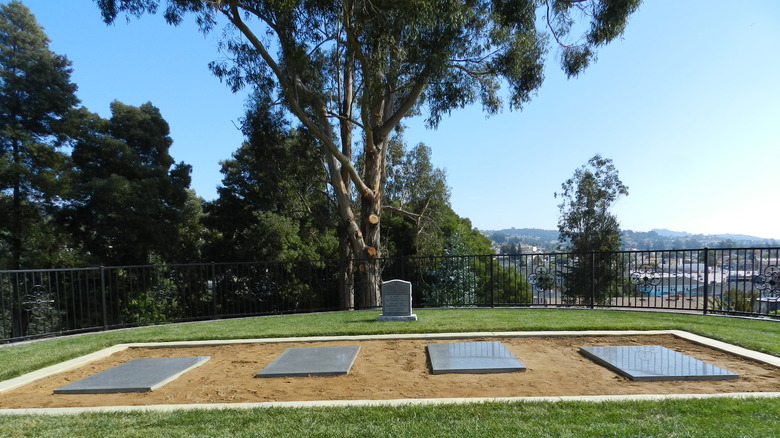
[2,247,779,342]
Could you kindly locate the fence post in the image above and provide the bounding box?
[490,255,495,308]
[100,266,108,331]
[590,251,596,309]
[703,248,709,315]
[211,262,217,318]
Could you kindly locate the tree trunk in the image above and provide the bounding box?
[355,190,382,309]
[355,257,381,309]
[353,128,387,309]
[337,51,356,310]
[11,138,22,270]
[10,139,29,338]
[337,223,355,310]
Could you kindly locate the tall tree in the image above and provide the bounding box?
[0,1,79,269]
[97,0,642,307]
[556,154,628,304]
[204,93,336,263]
[383,138,450,257]
[64,102,193,266]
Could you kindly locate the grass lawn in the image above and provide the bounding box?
[1,309,779,437]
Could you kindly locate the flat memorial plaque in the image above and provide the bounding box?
[256,346,361,378]
[54,356,210,394]
[427,341,526,374]
[580,345,738,382]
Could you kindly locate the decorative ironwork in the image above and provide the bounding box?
[753,266,780,297]
[21,284,55,316]
[528,266,560,292]
[630,267,662,293]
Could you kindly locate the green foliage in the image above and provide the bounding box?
[475,257,533,306]
[114,269,185,324]
[439,213,494,256]
[383,138,451,257]
[171,189,207,263]
[556,155,629,252]
[556,155,628,304]
[710,288,758,314]
[0,1,79,269]
[63,102,195,266]
[96,1,642,306]
[204,93,336,263]
[418,222,529,306]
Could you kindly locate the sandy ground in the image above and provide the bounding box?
[2,334,779,409]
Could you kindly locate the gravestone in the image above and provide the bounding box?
[580,345,738,381]
[378,279,418,321]
[427,341,526,374]
[54,356,210,394]
[256,346,361,378]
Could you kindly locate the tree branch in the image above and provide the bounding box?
[223,2,372,197]
[327,110,365,131]
[383,205,422,221]
[546,1,574,49]
[372,72,428,142]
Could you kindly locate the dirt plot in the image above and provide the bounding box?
[2,334,779,409]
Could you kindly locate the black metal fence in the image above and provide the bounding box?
[2,247,779,342]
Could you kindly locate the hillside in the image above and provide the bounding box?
[484,228,778,252]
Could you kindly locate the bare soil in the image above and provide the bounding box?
[2,334,779,409]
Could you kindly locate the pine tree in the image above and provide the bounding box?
[204,93,336,263]
[64,102,193,266]
[0,1,79,269]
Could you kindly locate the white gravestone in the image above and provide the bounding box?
[378,279,418,321]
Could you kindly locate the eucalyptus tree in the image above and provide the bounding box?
[0,1,79,269]
[97,0,642,307]
[556,154,628,304]
[383,140,450,258]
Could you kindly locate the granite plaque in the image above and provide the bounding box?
[378,279,418,321]
[427,341,526,374]
[580,345,739,381]
[256,345,360,378]
[54,356,210,394]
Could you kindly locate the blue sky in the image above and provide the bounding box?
[14,0,780,239]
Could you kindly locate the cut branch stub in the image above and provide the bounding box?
[368,214,379,225]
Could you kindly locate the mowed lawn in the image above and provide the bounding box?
[1,309,779,437]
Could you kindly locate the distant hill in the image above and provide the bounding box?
[488,228,559,240]
[483,228,778,252]
[649,229,690,238]
[651,229,770,242]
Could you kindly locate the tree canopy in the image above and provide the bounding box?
[96,0,642,306]
[556,154,628,303]
[64,101,194,266]
[556,154,628,254]
[204,93,337,263]
[383,139,450,257]
[0,0,79,269]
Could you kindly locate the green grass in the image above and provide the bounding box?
[0,399,778,437]
[1,309,779,437]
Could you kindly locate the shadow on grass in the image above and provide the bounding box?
[346,317,381,323]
